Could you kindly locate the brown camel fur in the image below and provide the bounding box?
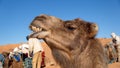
[28,14,108,68]
[1,51,23,68]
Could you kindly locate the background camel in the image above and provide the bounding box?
[1,51,23,68]
[28,14,108,68]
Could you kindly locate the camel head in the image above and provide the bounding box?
[29,14,99,51]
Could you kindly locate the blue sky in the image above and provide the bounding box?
[0,0,120,45]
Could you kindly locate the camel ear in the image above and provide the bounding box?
[89,23,98,38]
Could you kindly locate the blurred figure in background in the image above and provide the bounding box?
[27,37,44,68]
[9,43,30,62]
[111,32,120,62]
[19,44,30,61]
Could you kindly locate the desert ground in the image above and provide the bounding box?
[0,38,120,68]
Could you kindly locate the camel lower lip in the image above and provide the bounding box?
[30,30,50,39]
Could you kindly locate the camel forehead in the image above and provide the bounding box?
[34,14,90,27]
[37,14,62,22]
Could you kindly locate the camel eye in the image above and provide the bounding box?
[65,22,77,31]
[67,26,76,30]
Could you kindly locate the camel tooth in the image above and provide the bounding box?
[35,27,38,32]
[39,28,42,31]
[31,26,42,32]
[37,28,42,31]
[31,26,35,30]
[31,26,33,30]
[31,26,37,32]
[37,28,39,31]
[36,28,39,32]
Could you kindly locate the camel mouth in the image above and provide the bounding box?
[30,25,47,33]
[29,25,51,38]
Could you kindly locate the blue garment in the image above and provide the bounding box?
[13,54,21,62]
[0,54,4,65]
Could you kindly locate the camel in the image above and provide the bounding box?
[104,43,117,63]
[28,14,108,68]
[1,51,23,68]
